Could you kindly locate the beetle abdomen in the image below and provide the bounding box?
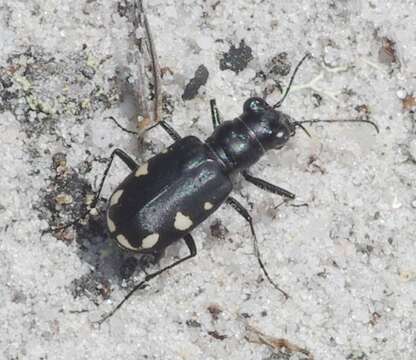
[106,136,232,253]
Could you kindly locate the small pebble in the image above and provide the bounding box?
[396,89,407,100]
[392,197,402,209]
[89,208,99,216]
[55,193,73,205]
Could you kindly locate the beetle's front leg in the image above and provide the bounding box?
[241,170,296,199]
[210,99,222,129]
[226,196,289,299]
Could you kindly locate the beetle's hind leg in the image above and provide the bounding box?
[241,170,296,199]
[143,234,196,282]
[91,148,138,208]
[138,250,165,275]
[97,234,197,324]
[107,115,182,143]
[44,149,138,234]
[226,196,289,299]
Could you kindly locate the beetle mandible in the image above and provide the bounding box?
[93,53,379,323]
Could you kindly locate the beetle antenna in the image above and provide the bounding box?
[297,118,380,134]
[272,52,311,109]
[293,121,312,138]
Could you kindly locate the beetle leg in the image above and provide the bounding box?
[226,196,289,299]
[106,116,138,135]
[143,234,197,282]
[210,99,222,129]
[241,170,296,199]
[97,234,197,325]
[92,149,137,208]
[159,121,181,141]
[145,120,181,141]
[45,149,138,234]
[138,250,165,275]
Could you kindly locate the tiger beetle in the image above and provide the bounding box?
[82,52,379,324]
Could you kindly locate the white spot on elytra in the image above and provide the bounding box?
[142,233,160,249]
[174,212,193,231]
[135,163,148,177]
[110,189,123,206]
[116,234,141,251]
[107,213,116,232]
[204,202,213,210]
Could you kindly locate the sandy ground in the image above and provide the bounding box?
[1,1,415,359]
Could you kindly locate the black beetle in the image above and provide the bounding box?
[90,54,379,323]
[106,96,301,254]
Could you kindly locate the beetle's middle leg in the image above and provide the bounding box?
[226,196,289,299]
[145,120,181,141]
[157,121,181,141]
[97,234,197,324]
[138,250,165,276]
[107,116,181,142]
[241,170,296,199]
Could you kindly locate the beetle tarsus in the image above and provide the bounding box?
[106,116,138,135]
[226,196,290,300]
[96,280,149,325]
[97,234,197,324]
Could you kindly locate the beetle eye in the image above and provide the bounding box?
[243,97,269,114]
[250,100,260,111]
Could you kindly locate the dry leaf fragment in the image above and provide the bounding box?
[245,323,314,360]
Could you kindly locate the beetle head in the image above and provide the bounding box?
[242,97,298,150]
